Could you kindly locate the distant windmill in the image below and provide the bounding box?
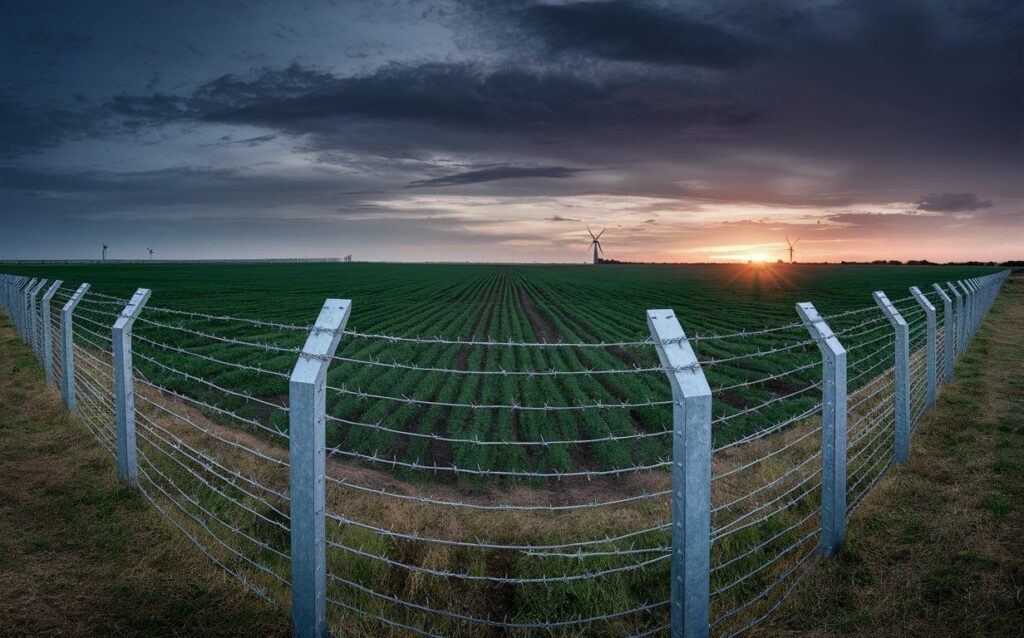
[102,243,109,261]
[147,246,155,260]
[587,227,606,265]
[785,236,800,264]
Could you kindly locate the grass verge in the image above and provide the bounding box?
[756,274,1024,637]
[0,314,289,637]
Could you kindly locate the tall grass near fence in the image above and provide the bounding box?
[0,268,1009,637]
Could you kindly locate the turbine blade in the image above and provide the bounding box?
[595,228,606,240]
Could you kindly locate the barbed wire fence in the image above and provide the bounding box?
[0,269,1011,638]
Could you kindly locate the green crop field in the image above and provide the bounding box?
[2,262,997,481]
[2,261,1006,636]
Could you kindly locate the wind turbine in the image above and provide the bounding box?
[587,227,606,264]
[785,237,800,264]
[147,246,154,260]
[102,243,109,261]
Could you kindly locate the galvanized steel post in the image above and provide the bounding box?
[957,280,971,340]
[289,298,351,638]
[28,279,47,348]
[967,280,980,332]
[41,280,64,380]
[19,278,36,340]
[648,309,712,638]
[931,284,954,383]
[25,278,40,340]
[960,280,973,337]
[796,302,847,555]
[113,288,151,486]
[23,278,38,340]
[873,291,910,464]
[61,284,90,411]
[946,283,963,357]
[909,287,936,410]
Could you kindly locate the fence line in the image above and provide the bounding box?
[0,268,1010,638]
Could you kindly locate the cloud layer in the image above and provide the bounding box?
[1,0,1021,261]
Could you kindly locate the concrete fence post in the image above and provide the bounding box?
[113,288,151,486]
[648,309,712,638]
[29,279,49,355]
[61,284,91,411]
[873,291,910,464]
[796,302,847,555]
[931,284,953,383]
[289,298,351,638]
[41,280,64,380]
[909,287,936,411]
[946,283,963,357]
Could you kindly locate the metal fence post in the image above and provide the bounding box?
[648,309,712,638]
[909,287,936,410]
[959,280,971,337]
[61,284,90,411]
[946,283,963,357]
[23,278,39,342]
[6,276,15,320]
[18,278,36,340]
[967,280,980,333]
[931,284,953,383]
[874,291,910,464]
[957,281,973,342]
[290,298,352,638]
[29,279,48,354]
[23,278,39,340]
[796,302,847,555]
[41,280,64,380]
[113,288,151,486]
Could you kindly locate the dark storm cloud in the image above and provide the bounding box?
[107,94,190,121]
[518,0,764,68]
[0,101,102,156]
[0,164,373,215]
[408,166,586,187]
[205,133,279,148]
[916,193,994,213]
[194,63,755,135]
[52,61,756,168]
[22,30,93,55]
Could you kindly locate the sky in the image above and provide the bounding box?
[1,0,1022,263]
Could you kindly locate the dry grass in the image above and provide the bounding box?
[754,274,1024,637]
[0,315,289,637]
